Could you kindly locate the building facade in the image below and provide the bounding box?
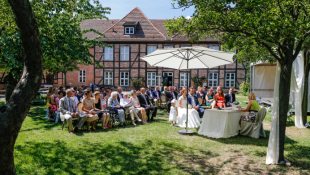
[56,8,246,89]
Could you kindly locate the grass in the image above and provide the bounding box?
[9,95,310,174]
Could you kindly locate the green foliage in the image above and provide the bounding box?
[0,0,110,79]
[131,78,145,90]
[239,81,250,96]
[168,0,310,63]
[192,76,206,87]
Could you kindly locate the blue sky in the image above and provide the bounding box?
[99,0,195,19]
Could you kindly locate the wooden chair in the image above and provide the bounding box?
[240,108,267,139]
[160,94,167,109]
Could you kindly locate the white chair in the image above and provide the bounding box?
[240,107,267,139]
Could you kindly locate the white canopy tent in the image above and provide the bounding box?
[266,53,307,164]
[250,58,310,114]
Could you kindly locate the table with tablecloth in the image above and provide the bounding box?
[198,108,241,138]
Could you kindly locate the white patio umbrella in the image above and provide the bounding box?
[141,46,235,134]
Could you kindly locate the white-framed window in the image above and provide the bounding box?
[104,71,113,85]
[147,72,157,87]
[120,72,129,86]
[225,73,235,88]
[104,46,113,61]
[180,72,189,87]
[164,45,174,49]
[147,45,157,55]
[79,70,86,83]
[208,72,218,87]
[120,45,130,61]
[124,27,135,35]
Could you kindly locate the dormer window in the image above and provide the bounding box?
[125,27,135,35]
[123,21,139,35]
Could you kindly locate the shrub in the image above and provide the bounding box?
[131,78,145,90]
[239,81,249,96]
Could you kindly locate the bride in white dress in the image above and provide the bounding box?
[176,88,201,128]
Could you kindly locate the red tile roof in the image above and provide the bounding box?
[81,7,216,42]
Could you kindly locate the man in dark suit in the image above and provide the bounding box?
[153,86,162,107]
[163,86,173,113]
[170,86,178,100]
[138,88,157,121]
[225,87,236,107]
[188,87,205,118]
[153,86,161,99]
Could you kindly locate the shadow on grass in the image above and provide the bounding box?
[197,130,310,170]
[15,140,219,175]
[22,106,60,131]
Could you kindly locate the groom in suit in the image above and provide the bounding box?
[188,87,205,118]
[59,89,86,133]
[138,88,157,121]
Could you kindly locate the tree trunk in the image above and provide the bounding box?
[278,63,293,163]
[4,72,18,102]
[0,0,42,174]
[302,51,310,125]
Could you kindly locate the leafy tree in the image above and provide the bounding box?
[0,0,42,174]
[167,0,310,163]
[0,0,109,93]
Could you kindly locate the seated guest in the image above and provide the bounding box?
[108,91,126,125]
[137,88,157,121]
[130,90,148,123]
[205,87,215,107]
[196,86,206,105]
[54,90,65,123]
[76,88,84,102]
[59,89,86,133]
[170,86,178,100]
[104,88,111,101]
[117,87,124,102]
[153,86,162,107]
[188,87,205,118]
[146,87,155,105]
[240,92,261,122]
[225,87,236,107]
[212,86,226,109]
[71,88,79,107]
[82,90,99,131]
[48,88,58,121]
[147,87,154,99]
[121,93,141,126]
[203,86,208,94]
[164,86,173,113]
[94,91,110,129]
[177,88,200,128]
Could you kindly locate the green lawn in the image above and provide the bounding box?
[10,96,310,174]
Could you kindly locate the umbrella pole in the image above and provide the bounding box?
[186,63,189,132]
[179,50,193,135]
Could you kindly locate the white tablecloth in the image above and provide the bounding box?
[198,109,241,138]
